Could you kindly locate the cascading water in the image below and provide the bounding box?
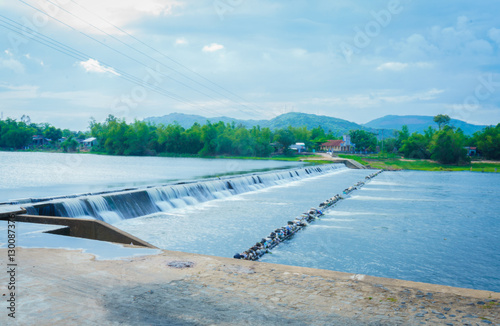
[25,164,346,223]
[86,196,123,224]
[62,198,89,218]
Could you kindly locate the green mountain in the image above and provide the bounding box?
[144,112,377,136]
[143,113,262,129]
[364,115,487,136]
[264,112,368,135]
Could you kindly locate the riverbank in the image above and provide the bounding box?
[5,148,499,172]
[338,154,500,172]
[6,247,498,325]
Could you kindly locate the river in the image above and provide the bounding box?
[0,151,303,202]
[1,152,499,292]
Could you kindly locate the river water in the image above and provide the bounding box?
[115,169,500,292]
[0,152,302,202]
[1,152,499,292]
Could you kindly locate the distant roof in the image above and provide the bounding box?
[321,140,344,147]
[83,137,97,143]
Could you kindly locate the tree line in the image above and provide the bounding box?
[88,115,338,156]
[0,116,86,152]
[1,114,499,164]
[381,115,500,163]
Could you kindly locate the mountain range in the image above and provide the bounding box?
[364,115,487,136]
[144,112,489,136]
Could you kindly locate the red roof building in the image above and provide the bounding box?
[321,139,352,152]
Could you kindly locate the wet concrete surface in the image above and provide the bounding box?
[1,248,499,325]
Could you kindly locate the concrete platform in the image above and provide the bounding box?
[2,247,498,325]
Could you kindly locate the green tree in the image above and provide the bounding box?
[44,126,62,143]
[274,129,296,155]
[395,125,410,151]
[429,126,469,164]
[157,122,186,154]
[183,123,203,154]
[472,124,500,159]
[199,122,218,156]
[433,114,451,130]
[349,130,377,152]
[0,118,36,149]
[400,132,431,159]
[61,137,79,152]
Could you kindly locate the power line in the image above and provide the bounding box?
[17,0,234,115]
[67,0,268,117]
[52,0,263,117]
[0,15,216,114]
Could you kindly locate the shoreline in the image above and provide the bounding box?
[2,149,500,172]
[6,247,499,325]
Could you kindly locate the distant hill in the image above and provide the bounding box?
[144,112,380,136]
[264,112,369,135]
[143,113,262,129]
[364,115,487,136]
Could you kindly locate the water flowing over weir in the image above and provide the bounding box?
[24,164,346,223]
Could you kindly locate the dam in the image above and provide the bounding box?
[20,164,346,221]
[0,154,499,325]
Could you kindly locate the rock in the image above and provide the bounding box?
[167,261,195,269]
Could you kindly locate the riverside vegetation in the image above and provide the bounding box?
[1,114,499,170]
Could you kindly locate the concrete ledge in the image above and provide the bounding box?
[6,248,498,325]
[9,214,157,248]
[0,205,26,218]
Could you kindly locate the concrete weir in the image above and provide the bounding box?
[1,170,499,324]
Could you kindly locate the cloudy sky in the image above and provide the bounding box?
[1,0,499,130]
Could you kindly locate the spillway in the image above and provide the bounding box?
[23,164,346,223]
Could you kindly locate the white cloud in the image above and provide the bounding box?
[24,53,45,66]
[465,39,493,55]
[79,59,120,76]
[376,61,433,72]
[0,84,38,99]
[175,38,188,46]
[0,59,25,73]
[376,62,408,71]
[2,0,184,35]
[202,43,224,53]
[0,51,25,74]
[488,28,500,45]
[291,48,308,57]
[307,89,445,108]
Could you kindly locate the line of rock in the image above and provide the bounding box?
[234,170,383,261]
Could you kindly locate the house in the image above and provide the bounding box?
[81,137,97,149]
[289,142,306,153]
[321,135,353,153]
[464,146,477,156]
[32,135,50,147]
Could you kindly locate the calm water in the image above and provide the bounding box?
[0,152,302,202]
[260,171,500,292]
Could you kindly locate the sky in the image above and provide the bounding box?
[0,0,499,131]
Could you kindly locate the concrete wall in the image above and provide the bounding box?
[8,214,157,249]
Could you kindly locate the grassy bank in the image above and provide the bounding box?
[339,154,500,172]
[211,154,327,163]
